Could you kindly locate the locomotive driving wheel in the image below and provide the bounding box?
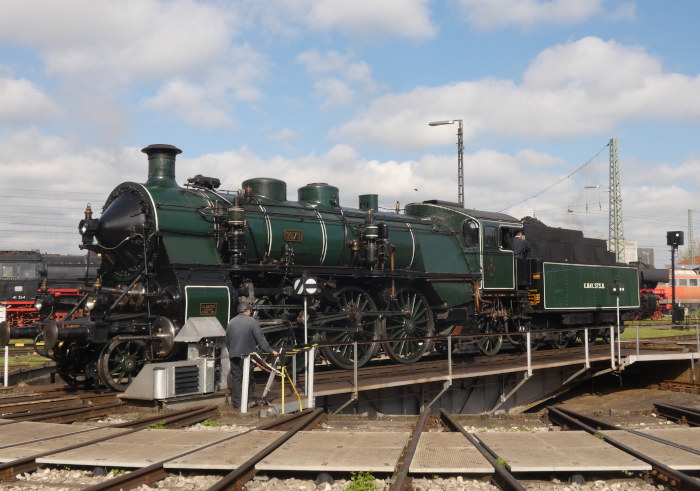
[382,288,434,364]
[320,287,381,370]
[98,338,147,391]
[254,296,305,373]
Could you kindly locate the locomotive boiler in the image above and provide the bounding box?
[0,144,641,391]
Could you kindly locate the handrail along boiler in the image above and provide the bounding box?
[0,144,642,391]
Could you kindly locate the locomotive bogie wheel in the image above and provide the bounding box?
[320,287,380,370]
[98,338,148,391]
[382,288,434,364]
[54,342,97,389]
[476,317,503,356]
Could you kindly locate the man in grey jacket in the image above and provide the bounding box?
[226,300,278,409]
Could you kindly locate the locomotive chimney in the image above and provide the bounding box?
[141,144,182,188]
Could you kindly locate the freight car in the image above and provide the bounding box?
[0,145,640,391]
[0,251,99,328]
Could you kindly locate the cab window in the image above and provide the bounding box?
[483,226,498,249]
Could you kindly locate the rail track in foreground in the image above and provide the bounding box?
[0,397,698,490]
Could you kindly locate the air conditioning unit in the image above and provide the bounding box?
[122,317,229,401]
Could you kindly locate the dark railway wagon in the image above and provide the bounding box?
[0,251,99,328]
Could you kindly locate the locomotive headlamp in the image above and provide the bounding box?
[34,294,54,312]
[85,295,96,311]
[78,204,99,248]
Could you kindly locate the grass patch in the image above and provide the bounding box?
[620,326,696,339]
[346,471,378,491]
[0,354,52,368]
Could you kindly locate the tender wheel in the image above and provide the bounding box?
[477,316,503,356]
[382,288,434,364]
[54,342,98,389]
[584,328,608,345]
[98,338,147,391]
[505,320,527,349]
[320,287,381,369]
[549,332,571,349]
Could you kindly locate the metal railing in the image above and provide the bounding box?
[238,326,630,414]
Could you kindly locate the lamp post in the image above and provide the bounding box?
[429,119,464,207]
[667,231,684,324]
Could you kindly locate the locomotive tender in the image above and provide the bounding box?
[0,144,640,391]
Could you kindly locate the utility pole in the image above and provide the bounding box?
[608,138,625,263]
[429,119,464,207]
[689,209,695,266]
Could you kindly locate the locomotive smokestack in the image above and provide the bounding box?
[142,144,182,188]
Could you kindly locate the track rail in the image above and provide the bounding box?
[654,403,700,427]
[440,409,524,491]
[0,404,219,482]
[79,409,325,491]
[547,406,700,491]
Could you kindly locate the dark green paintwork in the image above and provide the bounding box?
[481,222,515,290]
[543,263,640,309]
[185,286,231,328]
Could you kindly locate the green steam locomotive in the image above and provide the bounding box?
[0,144,640,391]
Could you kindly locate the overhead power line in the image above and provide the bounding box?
[499,143,609,213]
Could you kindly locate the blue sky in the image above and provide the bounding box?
[1,0,699,267]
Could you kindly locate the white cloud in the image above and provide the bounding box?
[304,0,437,41]
[141,79,232,128]
[0,77,60,123]
[336,37,700,149]
[0,0,235,80]
[249,0,437,41]
[298,50,383,108]
[456,0,634,31]
[267,128,297,142]
[0,0,264,132]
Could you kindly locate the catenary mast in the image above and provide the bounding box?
[608,138,625,263]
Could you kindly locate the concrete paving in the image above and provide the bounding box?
[410,432,494,474]
[256,431,410,472]
[165,430,285,470]
[475,431,651,472]
[0,426,128,462]
[601,428,700,470]
[36,428,232,468]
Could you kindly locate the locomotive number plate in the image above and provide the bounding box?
[200,303,218,316]
[284,229,303,242]
[528,292,541,306]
